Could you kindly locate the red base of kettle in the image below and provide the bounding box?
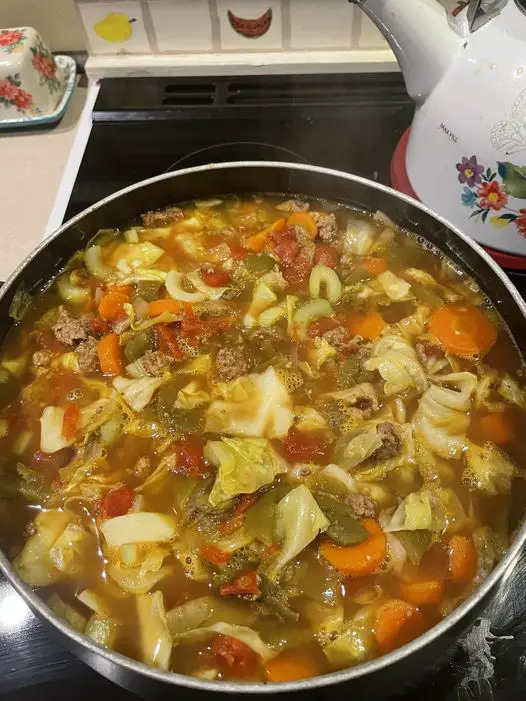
[390,129,526,272]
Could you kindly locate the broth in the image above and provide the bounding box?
[0,194,525,683]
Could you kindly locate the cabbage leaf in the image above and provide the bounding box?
[136,591,172,670]
[174,381,210,410]
[175,622,273,660]
[205,367,293,439]
[243,282,277,328]
[462,442,520,495]
[384,487,466,534]
[113,376,164,412]
[101,512,178,547]
[265,485,329,580]
[366,335,427,396]
[308,336,337,370]
[205,437,288,506]
[333,424,383,470]
[14,510,71,586]
[413,372,477,459]
[377,270,412,301]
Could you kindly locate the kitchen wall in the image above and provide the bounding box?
[0,0,86,51]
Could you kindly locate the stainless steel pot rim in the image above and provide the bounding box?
[0,160,525,695]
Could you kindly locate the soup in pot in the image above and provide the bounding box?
[0,194,525,683]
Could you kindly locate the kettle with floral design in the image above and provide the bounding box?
[350,0,526,266]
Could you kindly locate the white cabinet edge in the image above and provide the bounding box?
[84,50,399,80]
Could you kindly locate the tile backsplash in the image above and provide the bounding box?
[77,0,390,56]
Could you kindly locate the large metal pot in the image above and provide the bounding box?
[1,162,525,699]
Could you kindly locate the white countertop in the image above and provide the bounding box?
[0,80,94,282]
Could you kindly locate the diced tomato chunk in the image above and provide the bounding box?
[200,544,232,565]
[229,244,249,261]
[90,316,111,337]
[101,486,134,518]
[270,227,299,266]
[210,634,259,676]
[283,253,313,287]
[220,570,260,597]
[173,439,209,477]
[280,429,330,462]
[155,324,184,360]
[62,402,80,441]
[201,269,231,287]
[313,244,339,269]
[308,316,339,337]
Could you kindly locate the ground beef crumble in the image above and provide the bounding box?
[31,350,52,370]
[138,350,172,376]
[348,493,376,518]
[76,337,99,373]
[52,307,91,347]
[141,206,184,228]
[215,346,249,381]
[322,327,363,354]
[313,212,338,242]
[370,422,402,463]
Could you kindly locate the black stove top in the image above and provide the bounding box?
[2,74,526,701]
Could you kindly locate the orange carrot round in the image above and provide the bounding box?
[265,647,322,682]
[398,578,445,606]
[347,311,386,340]
[286,211,318,239]
[473,412,515,445]
[374,599,425,653]
[448,535,477,584]
[97,333,122,376]
[319,519,386,576]
[429,304,496,357]
[246,218,286,252]
[360,256,388,276]
[148,298,182,317]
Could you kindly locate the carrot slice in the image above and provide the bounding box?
[62,402,80,441]
[148,298,182,317]
[347,311,386,340]
[246,218,286,252]
[98,286,130,321]
[429,304,497,357]
[319,519,386,576]
[97,333,122,376]
[265,647,322,682]
[398,578,444,606]
[286,211,318,239]
[448,535,477,584]
[472,412,515,445]
[374,599,425,652]
[360,256,387,276]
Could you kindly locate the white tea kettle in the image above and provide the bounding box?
[350,0,526,266]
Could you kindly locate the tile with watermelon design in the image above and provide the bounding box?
[216,0,282,51]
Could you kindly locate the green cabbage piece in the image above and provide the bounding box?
[49,522,94,577]
[308,336,337,370]
[413,372,477,459]
[243,282,277,328]
[166,596,256,638]
[175,622,273,661]
[366,335,428,397]
[323,607,375,668]
[265,485,329,580]
[332,424,383,470]
[384,488,466,534]
[205,367,293,439]
[462,442,520,496]
[205,437,288,506]
[113,376,165,412]
[85,614,118,649]
[137,591,172,670]
[377,270,412,301]
[14,510,71,586]
[173,381,210,410]
[48,593,87,632]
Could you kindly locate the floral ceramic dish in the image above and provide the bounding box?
[0,27,76,129]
